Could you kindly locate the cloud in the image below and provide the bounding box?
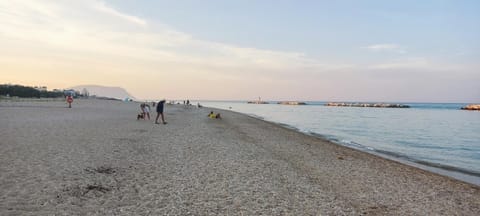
[364,43,407,54]
[369,58,430,70]
[0,0,349,72]
[92,1,147,27]
[368,57,461,71]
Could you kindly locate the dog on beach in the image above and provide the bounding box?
[137,113,145,120]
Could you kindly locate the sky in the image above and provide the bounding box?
[0,0,479,102]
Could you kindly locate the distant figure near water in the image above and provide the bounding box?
[155,99,167,124]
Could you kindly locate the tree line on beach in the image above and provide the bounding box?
[0,84,88,98]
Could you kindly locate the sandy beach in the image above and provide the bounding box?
[0,99,479,215]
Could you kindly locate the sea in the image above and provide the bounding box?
[194,101,480,185]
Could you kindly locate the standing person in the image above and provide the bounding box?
[66,95,73,108]
[144,104,151,120]
[140,103,146,119]
[155,99,167,124]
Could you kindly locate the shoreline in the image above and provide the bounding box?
[1,99,479,214]
[206,105,480,186]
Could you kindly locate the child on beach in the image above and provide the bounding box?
[66,95,73,108]
[140,104,146,120]
[139,103,151,120]
[144,104,151,120]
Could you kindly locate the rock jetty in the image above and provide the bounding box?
[247,97,269,104]
[247,101,269,104]
[278,101,307,105]
[326,102,410,108]
[461,104,480,111]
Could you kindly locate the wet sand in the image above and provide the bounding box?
[0,99,479,215]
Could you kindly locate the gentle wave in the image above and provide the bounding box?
[305,131,480,177]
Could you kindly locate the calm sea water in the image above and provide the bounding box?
[196,101,480,184]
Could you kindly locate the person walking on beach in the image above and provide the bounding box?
[155,99,167,124]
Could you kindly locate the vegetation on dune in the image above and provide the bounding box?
[0,84,87,98]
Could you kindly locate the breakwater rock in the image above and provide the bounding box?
[278,101,307,105]
[247,101,269,104]
[326,102,410,108]
[461,104,480,111]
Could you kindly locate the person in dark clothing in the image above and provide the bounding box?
[155,99,167,124]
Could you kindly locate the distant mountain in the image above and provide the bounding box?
[70,85,136,100]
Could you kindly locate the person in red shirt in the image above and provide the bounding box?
[66,95,73,108]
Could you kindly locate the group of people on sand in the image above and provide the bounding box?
[138,100,167,124]
[139,103,151,120]
[208,111,221,119]
[138,99,222,124]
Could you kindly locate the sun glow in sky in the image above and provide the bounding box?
[1,0,479,102]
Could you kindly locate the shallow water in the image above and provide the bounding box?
[197,101,480,184]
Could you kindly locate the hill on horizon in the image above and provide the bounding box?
[70,85,135,100]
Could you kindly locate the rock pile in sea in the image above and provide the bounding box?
[247,101,269,104]
[277,101,307,105]
[247,97,269,104]
[326,102,410,108]
[461,104,480,111]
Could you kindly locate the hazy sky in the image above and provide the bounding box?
[1,0,479,102]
